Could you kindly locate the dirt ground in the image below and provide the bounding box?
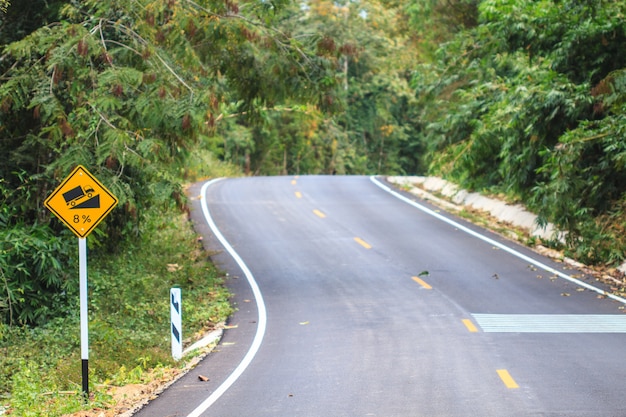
[62,369,181,417]
[62,346,213,417]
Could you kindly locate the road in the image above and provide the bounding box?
[135,175,626,417]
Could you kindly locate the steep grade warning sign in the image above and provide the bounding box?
[44,165,118,238]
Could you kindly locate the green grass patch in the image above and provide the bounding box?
[0,207,233,416]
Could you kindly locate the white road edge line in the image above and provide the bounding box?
[186,178,268,417]
[370,176,626,305]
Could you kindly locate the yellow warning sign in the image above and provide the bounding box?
[44,165,118,238]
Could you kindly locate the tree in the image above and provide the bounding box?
[409,0,626,264]
[285,0,423,174]
[0,0,338,324]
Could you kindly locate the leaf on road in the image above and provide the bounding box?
[561,292,571,297]
[198,375,209,382]
[299,321,309,325]
[418,270,429,277]
[224,324,238,329]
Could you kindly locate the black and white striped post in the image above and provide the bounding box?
[170,288,182,360]
[79,237,89,398]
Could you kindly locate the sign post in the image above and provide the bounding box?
[44,165,118,399]
[79,237,89,396]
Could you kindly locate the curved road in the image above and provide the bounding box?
[135,175,626,417]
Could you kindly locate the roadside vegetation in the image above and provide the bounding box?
[1,0,626,415]
[0,193,234,415]
[412,0,626,265]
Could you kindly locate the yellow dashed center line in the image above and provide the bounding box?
[412,276,432,289]
[462,319,479,333]
[313,209,326,218]
[354,237,372,249]
[497,369,519,389]
[295,191,302,199]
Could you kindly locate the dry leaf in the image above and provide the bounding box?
[224,324,238,329]
[299,321,309,325]
[198,375,209,382]
[561,293,570,297]
[167,263,181,272]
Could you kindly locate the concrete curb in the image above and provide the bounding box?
[183,328,223,356]
[387,176,560,241]
[387,176,626,275]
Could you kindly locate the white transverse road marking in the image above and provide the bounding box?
[473,314,626,333]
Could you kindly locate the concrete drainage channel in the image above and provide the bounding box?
[386,176,626,277]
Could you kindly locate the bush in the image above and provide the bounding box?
[0,217,75,327]
[1,207,233,415]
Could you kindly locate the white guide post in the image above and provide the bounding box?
[78,237,89,398]
[171,288,182,360]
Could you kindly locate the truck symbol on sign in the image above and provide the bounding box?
[63,185,95,206]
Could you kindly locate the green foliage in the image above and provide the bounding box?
[285,0,423,175]
[530,69,626,263]
[0,0,339,328]
[7,360,97,416]
[405,0,479,60]
[0,178,75,326]
[1,208,233,415]
[412,0,626,265]
[0,224,74,326]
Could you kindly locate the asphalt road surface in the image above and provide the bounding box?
[135,175,626,417]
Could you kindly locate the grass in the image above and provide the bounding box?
[0,204,233,416]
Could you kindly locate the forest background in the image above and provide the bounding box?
[1,0,625,415]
